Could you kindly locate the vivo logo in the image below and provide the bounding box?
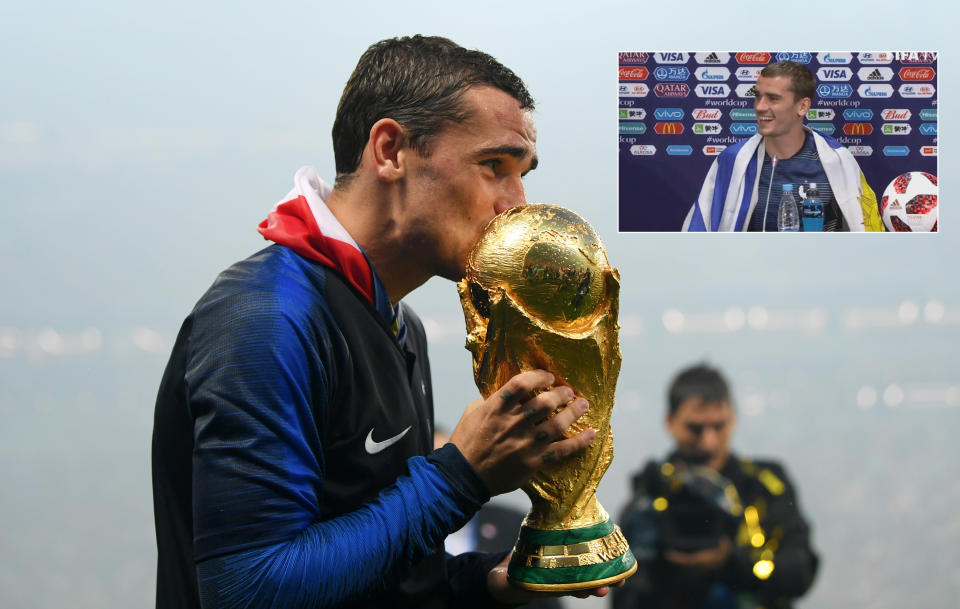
[919,123,938,136]
[655,53,688,64]
[730,123,758,135]
[843,108,874,121]
[654,66,691,81]
[695,84,730,97]
[858,84,894,98]
[882,146,909,157]
[654,107,684,120]
[817,67,852,81]
[695,67,730,81]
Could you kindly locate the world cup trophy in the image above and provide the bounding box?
[457,204,636,591]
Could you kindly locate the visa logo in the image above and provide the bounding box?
[730,123,758,135]
[843,108,874,121]
[654,108,684,120]
[882,146,910,157]
[667,145,693,156]
[696,84,730,97]
[656,53,688,64]
[817,67,852,81]
[919,123,938,136]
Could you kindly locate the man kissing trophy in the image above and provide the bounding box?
[458,204,636,591]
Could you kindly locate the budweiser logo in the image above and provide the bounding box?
[692,108,722,120]
[881,109,911,121]
[899,67,935,81]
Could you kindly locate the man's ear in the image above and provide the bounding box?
[367,118,406,182]
[798,96,812,118]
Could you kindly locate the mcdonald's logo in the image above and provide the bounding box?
[654,122,685,134]
[843,123,874,135]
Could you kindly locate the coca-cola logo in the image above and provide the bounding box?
[619,66,649,80]
[735,52,771,64]
[899,67,935,81]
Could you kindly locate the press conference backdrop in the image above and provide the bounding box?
[618,52,938,231]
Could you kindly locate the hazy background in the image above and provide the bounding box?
[1,1,955,607]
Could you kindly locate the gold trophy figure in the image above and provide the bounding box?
[457,204,636,591]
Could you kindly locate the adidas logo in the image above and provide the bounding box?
[890,200,902,210]
[747,85,758,96]
[705,52,720,63]
[867,69,884,80]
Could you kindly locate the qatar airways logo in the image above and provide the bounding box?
[618,52,650,65]
[692,108,722,120]
[818,52,853,64]
[900,67,935,81]
[654,83,691,97]
[695,67,731,81]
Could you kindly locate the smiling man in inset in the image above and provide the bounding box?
[683,60,883,232]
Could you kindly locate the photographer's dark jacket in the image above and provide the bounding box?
[613,453,819,609]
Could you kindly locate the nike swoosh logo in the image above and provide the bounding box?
[364,426,412,455]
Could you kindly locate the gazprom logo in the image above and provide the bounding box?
[882,146,909,157]
[844,108,874,121]
[776,52,812,63]
[817,67,852,81]
[654,107,684,120]
[817,83,853,98]
[808,122,835,135]
[695,84,731,97]
[730,108,757,121]
[695,67,731,81]
[858,84,894,98]
[818,52,853,64]
[619,123,648,134]
[920,108,937,121]
[730,123,758,135]
[655,66,691,81]
[919,123,938,136]
[655,52,688,64]
[667,145,693,156]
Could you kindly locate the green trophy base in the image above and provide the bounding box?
[507,518,637,592]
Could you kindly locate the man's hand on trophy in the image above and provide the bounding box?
[449,369,596,496]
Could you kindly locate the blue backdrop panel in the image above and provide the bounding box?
[618,52,938,232]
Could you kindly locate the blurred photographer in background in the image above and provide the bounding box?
[612,364,819,609]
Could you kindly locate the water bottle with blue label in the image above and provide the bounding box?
[777,183,800,232]
[801,182,823,232]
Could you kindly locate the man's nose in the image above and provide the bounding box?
[493,176,527,214]
[698,428,720,452]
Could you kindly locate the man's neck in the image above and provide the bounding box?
[764,127,807,160]
[325,182,427,304]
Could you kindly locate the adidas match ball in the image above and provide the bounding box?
[880,171,938,232]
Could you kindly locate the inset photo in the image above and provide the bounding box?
[618,52,938,232]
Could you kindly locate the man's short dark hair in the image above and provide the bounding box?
[667,364,731,415]
[760,60,816,103]
[332,35,535,186]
